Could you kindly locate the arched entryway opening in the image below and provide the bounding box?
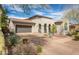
[48,24,51,33]
[44,24,47,33]
[38,24,41,33]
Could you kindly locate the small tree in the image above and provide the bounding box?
[7,31,20,55]
[0,5,9,39]
[51,24,57,35]
[0,4,9,54]
[8,32,20,46]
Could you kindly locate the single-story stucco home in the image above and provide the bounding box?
[9,15,54,36]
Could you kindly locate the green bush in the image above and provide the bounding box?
[8,32,20,46]
[73,32,79,41]
[67,31,77,36]
[51,24,57,34]
[66,32,72,36]
[72,31,77,35]
[37,45,42,53]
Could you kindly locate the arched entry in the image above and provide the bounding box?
[44,24,47,33]
[38,24,41,33]
[48,24,51,33]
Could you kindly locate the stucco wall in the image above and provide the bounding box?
[75,24,79,30]
[32,17,54,34]
[8,20,16,32]
[62,18,70,35]
[9,17,54,34]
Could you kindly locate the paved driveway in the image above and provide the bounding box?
[18,34,79,55]
[40,35,79,55]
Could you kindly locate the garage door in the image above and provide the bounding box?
[16,25,32,33]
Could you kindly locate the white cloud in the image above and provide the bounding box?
[12,5,23,12]
[50,11,64,16]
[36,11,44,15]
[33,10,44,15]
[47,11,65,20]
[8,15,28,19]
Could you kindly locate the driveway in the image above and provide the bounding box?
[40,35,79,55]
[17,34,79,55]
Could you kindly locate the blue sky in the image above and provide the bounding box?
[2,4,79,21]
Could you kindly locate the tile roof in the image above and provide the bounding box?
[28,15,53,19]
[12,19,35,23]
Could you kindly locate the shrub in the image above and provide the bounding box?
[44,34,48,37]
[73,32,79,41]
[72,31,77,35]
[66,32,72,36]
[67,31,77,36]
[37,45,42,53]
[8,32,20,46]
[51,24,57,35]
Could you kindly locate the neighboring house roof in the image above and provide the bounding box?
[55,20,63,22]
[69,23,79,26]
[28,15,53,19]
[69,20,79,25]
[54,20,63,24]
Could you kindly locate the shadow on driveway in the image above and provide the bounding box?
[20,34,48,46]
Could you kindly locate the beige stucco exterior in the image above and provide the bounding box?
[9,20,16,32]
[75,24,79,30]
[9,15,54,36]
[62,18,70,35]
[32,17,54,34]
[55,18,70,35]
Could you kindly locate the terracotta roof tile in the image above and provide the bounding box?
[12,19,35,23]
